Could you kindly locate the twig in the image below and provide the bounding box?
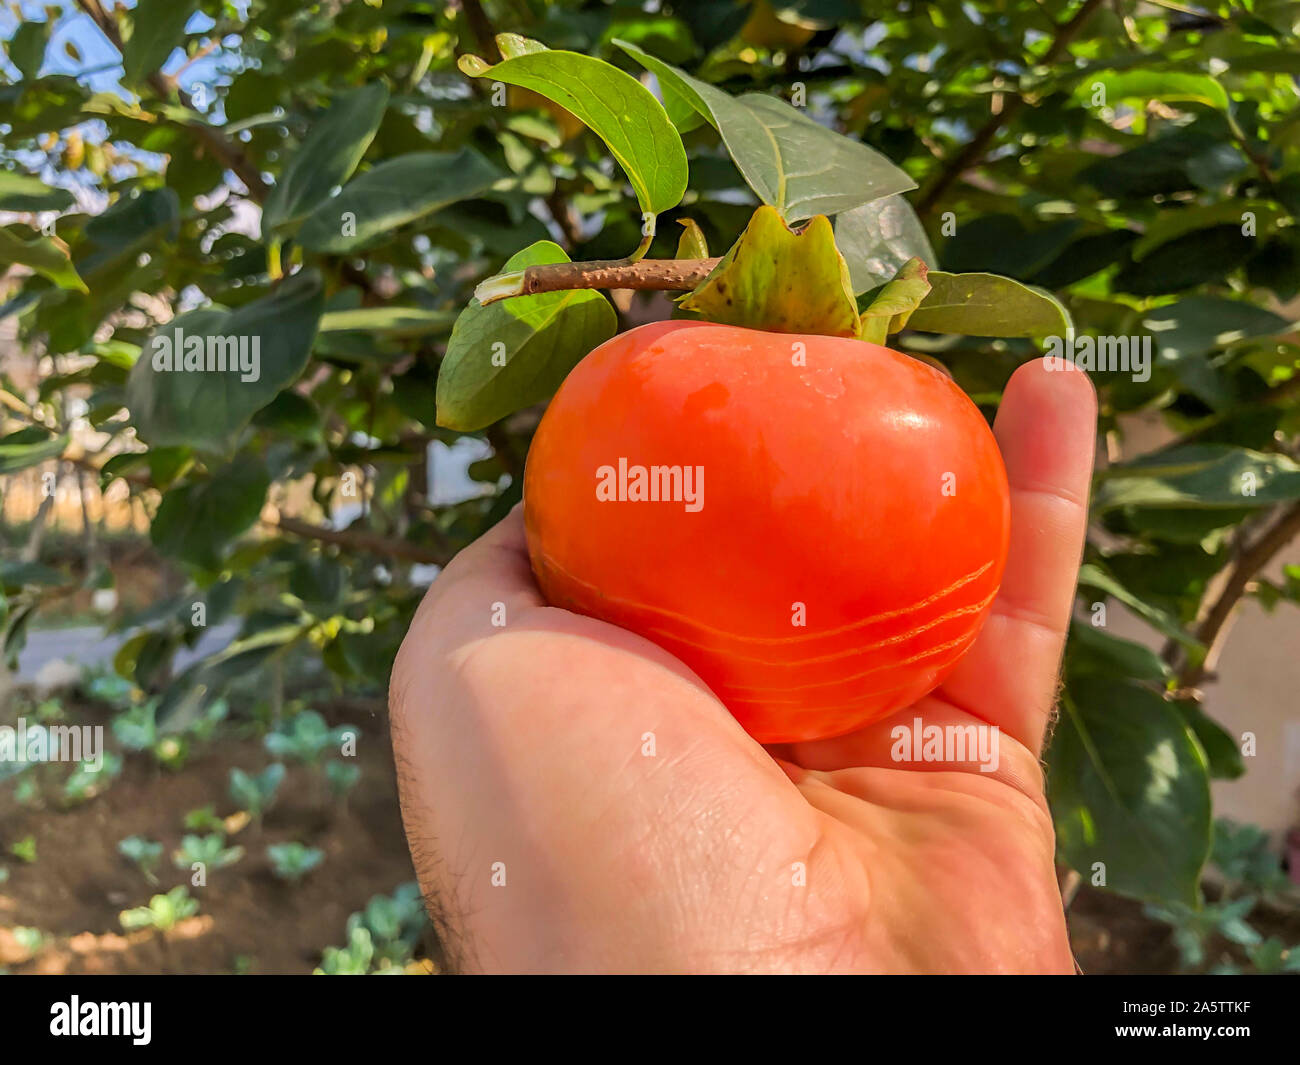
[75,0,270,202]
[272,515,450,565]
[477,257,720,304]
[1174,500,1300,689]
[916,0,1107,215]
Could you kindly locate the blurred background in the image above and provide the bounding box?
[2,0,1299,974]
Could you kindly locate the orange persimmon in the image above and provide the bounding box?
[524,320,1010,743]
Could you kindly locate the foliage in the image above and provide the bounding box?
[228,762,285,820]
[315,881,429,975]
[119,885,199,932]
[1143,818,1300,972]
[3,0,1300,913]
[266,840,324,881]
[117,834,164,883]
[172,831,244,872]
[263,708,353,765]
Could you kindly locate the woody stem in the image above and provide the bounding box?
[474,257,721,305]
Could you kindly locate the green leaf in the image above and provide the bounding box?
[675,219,709,259]
[436,241,616,432]
[0,225,86,291]
[0,429,68,474]
[835,194,936,295]
[121,0,200,83]
[261,83,390,236]
[0,170,74,212]
[8,21,47,81]
[297,148,502,253]
[679,206,860,337]
[1174,698,1245,781]
[859,257,931,344]
[1080,71,1230,112]
[318,307,458,337]
[1140,297,1292,360]
[1093,445,1300,510]
[151,461,270,571]
[1048,677,1212,906]
[126,270,325,454]
[615,39,914,222]
[1077,562,1200,649]
[1132,203,1282,262]
[905,271,1071,337]
[1066,620,1171,683]
[460,36,686,218]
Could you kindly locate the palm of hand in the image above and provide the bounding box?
[390,360,1095,973]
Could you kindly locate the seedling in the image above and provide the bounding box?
[173,833,244,872]
[119,886,200,933]
[266,841,324,882]
[229,763,286,822]
[324,760,360,802]
[9,835,36,864]
[317,883,429,974]
[264,709,354,766]
[61,752,123,806]
[117,836,164,884]
[183,805,226,833]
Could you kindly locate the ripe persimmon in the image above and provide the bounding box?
[523,320,1010,743]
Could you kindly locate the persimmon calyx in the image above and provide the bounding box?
[677,205,861,338]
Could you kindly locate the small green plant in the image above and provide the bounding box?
[183,806,227,832]
[173,833,244,872]
[33,697,65,722]
[315,882,429,975]
[9,835,37,863]
[62,751,123,806]
[188,698,229,743]
[85,671,137,710]
[267,841,324,882]
[264,710,354,766]
[111,701,159,751]
[315,925,375,975]
[1212,818,1294,898]
[13,776,39,806]
[117,836,164,884]
[120,886,200,933]
[325,760,360,802]
[229,763,286,822]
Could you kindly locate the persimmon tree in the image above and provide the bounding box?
[2,0,1300,909]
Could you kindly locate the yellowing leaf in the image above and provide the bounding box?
[679,206,859,338]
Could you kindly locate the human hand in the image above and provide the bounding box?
[389,358,1096,973]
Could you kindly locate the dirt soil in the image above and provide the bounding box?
[0,697,426,975]
[4,689,1295,974]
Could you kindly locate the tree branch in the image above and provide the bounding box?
[272,515,450,566]
[916,0,1107,215]
[76,0,270,202]
[1175,500,1300,689]
[477,257,720,304]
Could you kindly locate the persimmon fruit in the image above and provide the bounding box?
[523,320,1010,743]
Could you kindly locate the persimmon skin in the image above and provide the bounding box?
[523,320,1010,744]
